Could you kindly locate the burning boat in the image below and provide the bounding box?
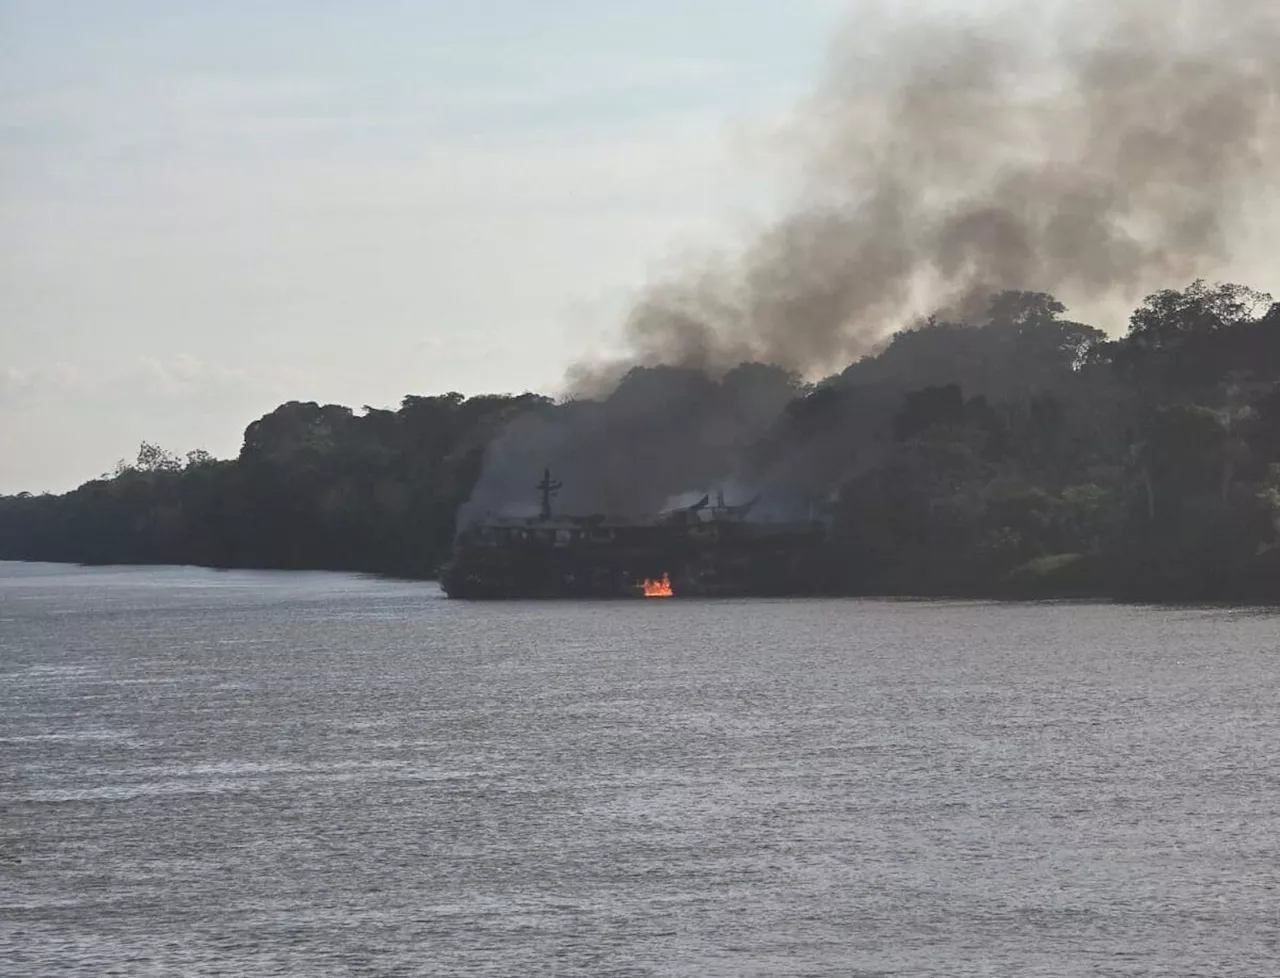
[439,468,829,599]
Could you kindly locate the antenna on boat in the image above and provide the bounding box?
[536,466,562,520]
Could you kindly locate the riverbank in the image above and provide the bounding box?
[5,552,1276,605]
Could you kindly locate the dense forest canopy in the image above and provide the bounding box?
[4,281,1280,601]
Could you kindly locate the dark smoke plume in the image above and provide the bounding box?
[577,0,1280,383]
[463,0,1280,521]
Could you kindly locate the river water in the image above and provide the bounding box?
[2,562,1278,976]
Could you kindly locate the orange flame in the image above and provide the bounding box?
[641,573,674,597]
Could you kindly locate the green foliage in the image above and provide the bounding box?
[0,393,544,577]
[1128,280,1272,344]
[999,554,1100,599]
[820,280,1280,600]
[135,441,184,473]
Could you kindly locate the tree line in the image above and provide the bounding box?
[0,393,546,578]
[2,280,1279,601]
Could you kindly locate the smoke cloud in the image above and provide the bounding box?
[463,0,1280,521]
[577,0,1280,383]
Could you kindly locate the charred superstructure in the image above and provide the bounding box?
[440,472,828,599]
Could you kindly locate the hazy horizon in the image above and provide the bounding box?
[2,1,847,493]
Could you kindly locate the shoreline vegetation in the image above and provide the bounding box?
[4,281,1280,604]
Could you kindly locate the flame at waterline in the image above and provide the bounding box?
[642,573,674,598]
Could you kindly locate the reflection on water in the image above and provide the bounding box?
[3,562,1279,977]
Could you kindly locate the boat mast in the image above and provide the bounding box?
[536,467,562,520]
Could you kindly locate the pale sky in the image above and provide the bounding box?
[1,1,851,492]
